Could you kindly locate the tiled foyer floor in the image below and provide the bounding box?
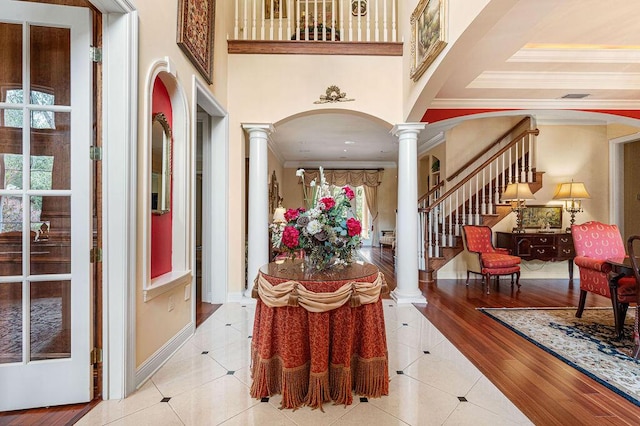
[76,302,532,425]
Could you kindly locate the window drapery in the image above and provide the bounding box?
[300,169,383,245]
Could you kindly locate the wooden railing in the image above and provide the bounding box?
[417,122,539,269]
[233,0,398,42]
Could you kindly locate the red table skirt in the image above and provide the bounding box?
[250,268,389,410]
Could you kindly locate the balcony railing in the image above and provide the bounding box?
[232,0,398,42]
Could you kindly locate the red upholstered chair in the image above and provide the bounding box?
[461,225,521,294]
[626,235,640,358]
[571,221,637,339]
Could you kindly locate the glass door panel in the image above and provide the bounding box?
[0,282,22,364]
[31,196,70,275]
[30,280,71,361]
[30,26,70,106]
[31,110,70,190]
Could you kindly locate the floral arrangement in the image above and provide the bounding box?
[270,167,362,270]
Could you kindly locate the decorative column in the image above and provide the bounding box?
[391,123,427,304]
[243,123,274,299]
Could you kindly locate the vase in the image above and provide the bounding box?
[304,253,334,271]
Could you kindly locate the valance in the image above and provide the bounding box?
[253,271,388,312]
[301,169,383,188]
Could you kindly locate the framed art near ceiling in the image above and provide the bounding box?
[177,0,215,84]
[521,206,563,229]
[410,0,447,82]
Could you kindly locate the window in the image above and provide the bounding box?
[3,89,56,129]
[0,154,53,233]
[329,184,370,239]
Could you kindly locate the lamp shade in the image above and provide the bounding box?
[273,206,286,223]
[501,182,535,201]
[552,181,590,200]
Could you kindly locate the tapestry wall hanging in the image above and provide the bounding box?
[177,0,215,84]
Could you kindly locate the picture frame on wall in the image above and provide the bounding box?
[265,0,287,19]
[521,205,564,229]
[410,0,447,82]
[177,0,215,84]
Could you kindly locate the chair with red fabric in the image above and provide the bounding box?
[625,235,640,357]
[461,225,521,294]
[571,221,637,339]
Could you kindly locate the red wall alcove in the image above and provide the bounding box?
[150,77,173,278]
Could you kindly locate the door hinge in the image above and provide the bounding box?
[91,347,103,364]
[90,46,102,63]
[90,247,103,263]
[90,146,102,161]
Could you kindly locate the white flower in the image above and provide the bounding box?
[310,179,316,187]
[296,168,305,177]
[306,220,323,235]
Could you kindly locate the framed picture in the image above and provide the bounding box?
[295,0,339,28]
[410,0,447,81]
[351,0,367,16]
[265,0,287,19]
[521,206,563,229]
[177,0,215,84]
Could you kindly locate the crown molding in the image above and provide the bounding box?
[430,97,640,110]
[418,131,445,156]
[283,160,397,169]
[468,71,640,90]
[509,48,640,64]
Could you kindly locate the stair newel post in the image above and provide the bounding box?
[448,196,454,246]
[494,160,500,206]
[528,131,535,182]
[455,189,460,236]
[440,202,446,250]
[427,208,433,257]
[526,133,533,182]
[481,168,486,215]
[488,164,494,214]
[475,174,480,224]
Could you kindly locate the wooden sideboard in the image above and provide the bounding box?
[495,232,575,280]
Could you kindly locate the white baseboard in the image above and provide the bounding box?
[134,321,195,389]
[228,291,256,304]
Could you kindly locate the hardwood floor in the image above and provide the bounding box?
[3,247,638,425]
[360,246,640,425]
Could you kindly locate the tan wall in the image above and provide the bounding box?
[227,53,403,293]
[418,143,446,197]
[624,141,640,241]
[439,122,612,279]
[134,0,229,367]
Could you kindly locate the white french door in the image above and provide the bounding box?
[0,0,92,411]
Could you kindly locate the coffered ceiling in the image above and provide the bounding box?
[270,0,640,168]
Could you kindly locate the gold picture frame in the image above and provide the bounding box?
[410,0,447,82]
[521,206,563,229]
[177,0,215,84]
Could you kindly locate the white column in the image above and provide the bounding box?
[243,123,274,299]
[391,123,427,304]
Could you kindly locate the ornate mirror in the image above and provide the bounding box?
[151,112,172,214]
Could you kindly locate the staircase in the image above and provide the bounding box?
[418,118,542,281]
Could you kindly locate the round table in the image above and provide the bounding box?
[250,261,389,410]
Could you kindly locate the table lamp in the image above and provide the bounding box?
[273,204,286,224]
[553,180,590,232]
[501,182,535,233]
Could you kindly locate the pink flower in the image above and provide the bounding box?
[282,226,300,249]
[284,208,300,222]
[320,197,335,210]
[343,186,355,200]
[346,218,362,237]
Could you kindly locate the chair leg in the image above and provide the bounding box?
[575,290,587,318]
[485,274,491,294]
[466,271,470,285]
[615,302,629,340]
[515,271,521,288]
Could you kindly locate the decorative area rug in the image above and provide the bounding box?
[479,307,640,407]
